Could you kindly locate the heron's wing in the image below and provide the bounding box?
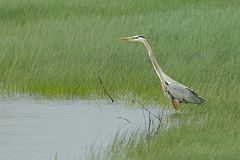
[166,82,204,104]
[160,73,204,104]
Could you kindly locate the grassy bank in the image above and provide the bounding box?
[0,0,240,159]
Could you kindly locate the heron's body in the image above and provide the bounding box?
[120,35,204,113]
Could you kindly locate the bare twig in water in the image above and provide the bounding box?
[97,75,114,103]
[155,110,164,132]
[142,108,147,131]
[147,111,152,137]
[143,106,161,121]
[118,116,131,123]
[138,101,162,122]
[138,101,164,137]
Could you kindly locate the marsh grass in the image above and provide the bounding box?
[0,0,240,159]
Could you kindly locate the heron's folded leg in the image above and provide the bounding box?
[172,99,180,113]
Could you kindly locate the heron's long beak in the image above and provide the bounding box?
[119,36,134,41]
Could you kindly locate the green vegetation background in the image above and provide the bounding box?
[0,0,239,159]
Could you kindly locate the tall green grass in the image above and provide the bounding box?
[0,0,240,159]
[0,0,238,100]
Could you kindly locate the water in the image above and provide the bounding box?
[0,96,171,160]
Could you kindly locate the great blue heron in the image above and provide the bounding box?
[120,35,204,113]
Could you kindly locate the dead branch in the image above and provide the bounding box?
[138,101,162,122]
[97,75,114,103]
[147,111,152,137]
[118,116,131,123]
[139,101,164,137]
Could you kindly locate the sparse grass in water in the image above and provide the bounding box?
[0,0,240,159]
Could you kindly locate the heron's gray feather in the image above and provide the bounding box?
[165,81,204,104]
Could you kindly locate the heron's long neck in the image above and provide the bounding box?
[142,40,165,82]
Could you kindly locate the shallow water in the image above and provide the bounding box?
[0,96,171,160]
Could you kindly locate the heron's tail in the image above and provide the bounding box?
[195,96,205,105]
[187,88,205,105]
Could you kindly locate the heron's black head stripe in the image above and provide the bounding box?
[138,35,145,39]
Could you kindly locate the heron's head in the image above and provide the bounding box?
[120,35,146,42]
